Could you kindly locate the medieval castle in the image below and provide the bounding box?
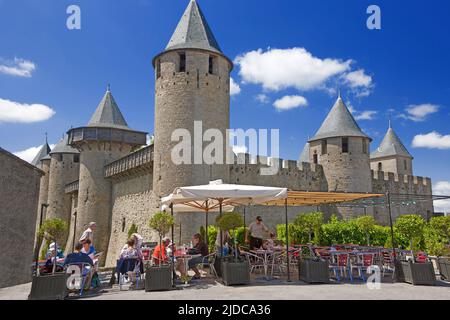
[30,1,433,267]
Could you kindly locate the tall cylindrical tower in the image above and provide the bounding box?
[67,88,147,262]
[152,0,233,197]
[308,96,372,219]
[46,135,80,246]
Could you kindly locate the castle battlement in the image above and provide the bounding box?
[371,170,431,186]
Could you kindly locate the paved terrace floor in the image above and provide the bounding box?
[1,274,449,300]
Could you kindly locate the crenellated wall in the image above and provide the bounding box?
[371,170,433,224]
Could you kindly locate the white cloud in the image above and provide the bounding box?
[0,98,55,123]
[402,104,439,122]
[273,95,308,111]
[235,47,352,92]
[0,57,36,78]
[230,77,241,96]
[355,110,377,120]
[342,69,373,97]
[14,143,56,163]
[412,131,450,150]
[433,181,450,213]
[255,93,269,104]
[232,145,248,155]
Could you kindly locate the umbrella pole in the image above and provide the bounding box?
[170,204,175,287]
[243,207,246,230]
[219,200,223,257]
[205,207,209,251]
[285,198,291,282]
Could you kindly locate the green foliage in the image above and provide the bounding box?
[394,214,425,250]
[423,216,450,256]
[38,218,68,245]
[355,216,376,246]
[149,211,174,239]
[294,211,324,243]
[127,223,138,240]
[428,216,450,243]
[216,212,244,232]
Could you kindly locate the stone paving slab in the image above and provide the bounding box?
[1,279,449,300]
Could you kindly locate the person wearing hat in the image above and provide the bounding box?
[245,216,270,250]
[152,237,171,265]
[79,222,96,246]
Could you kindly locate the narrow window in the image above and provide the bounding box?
[404,159,407,170]
[73,154,80,163]
[362,139,367,154]
[156,59,161,79]
[209,56,214,74]
[122,217,126,232]
[179,52,186,72]
[378,162,382,171]
[321,140,327,155]
[313,152,318,164]
[58,154,63,162]
[342,137,349,153]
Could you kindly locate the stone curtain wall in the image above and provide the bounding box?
[0,150,42,288]
[371,170,433,224]
[105,173,160,267]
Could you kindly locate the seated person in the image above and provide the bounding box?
[152,237,171,265]
[120,238,141,260]
[262,233,276,251]
[43,249,63,273]
[64,242,94,266]
[187,233,209,280]
[81,239,95,260]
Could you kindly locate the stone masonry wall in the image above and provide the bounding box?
[0,149,43,288]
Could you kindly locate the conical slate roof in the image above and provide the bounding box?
[299,142,310,163]
[371,124,413,159]
[50,135,79,155]
[165,0,222,54]
[309,97,371,142]
[87,89,130,130]
[31,142,51,166]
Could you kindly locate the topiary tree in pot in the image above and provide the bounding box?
[145,211,174,291]
[294,211,324,244]
[355,216,376,246]
[216,212,249,286]
[38,218,68,274]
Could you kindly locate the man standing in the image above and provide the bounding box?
[79,222,96,246]
[245,216,270,250]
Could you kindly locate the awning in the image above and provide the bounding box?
[262,191,385,206]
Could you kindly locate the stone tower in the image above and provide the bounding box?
[46,135,80,246]
[152,0,233,197]
[308,95,372,194]
[32,138,52,220]
[67,88,146,261]
[370,121,413,175]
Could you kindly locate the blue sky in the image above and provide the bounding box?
[1,0,450,202]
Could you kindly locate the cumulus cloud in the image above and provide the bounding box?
[400,104,439,122]
[273,95,308,111]
[346,100,377,121]
[0,98,55,123]
[342,69,373,97]
[0,57,36,77]
[412,131,450,149]
[255,93,269,104]
[14,143,56,163]
[433,181,450,213]
[230,77,241,96]
[235,48,352,92]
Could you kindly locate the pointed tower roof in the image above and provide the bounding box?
[309,96,371,142]
[87,87,130,130]
[50,135,79,155]
[165,0,222,54]
[299,142,310,163]
[370,123,413,159]
[31,139,51,166]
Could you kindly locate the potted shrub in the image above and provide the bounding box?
[294,211,324,244]
[145,211,174,291]
[29,218,69,300]
[216,212,250,286]
[355,216,376,246]
[298,245,330,284]
[395,215,435,285]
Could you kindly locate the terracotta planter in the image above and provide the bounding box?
[28,273,69,300]
[144,265,172,291]
[299,258,330,284]
[221,260,250,286]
